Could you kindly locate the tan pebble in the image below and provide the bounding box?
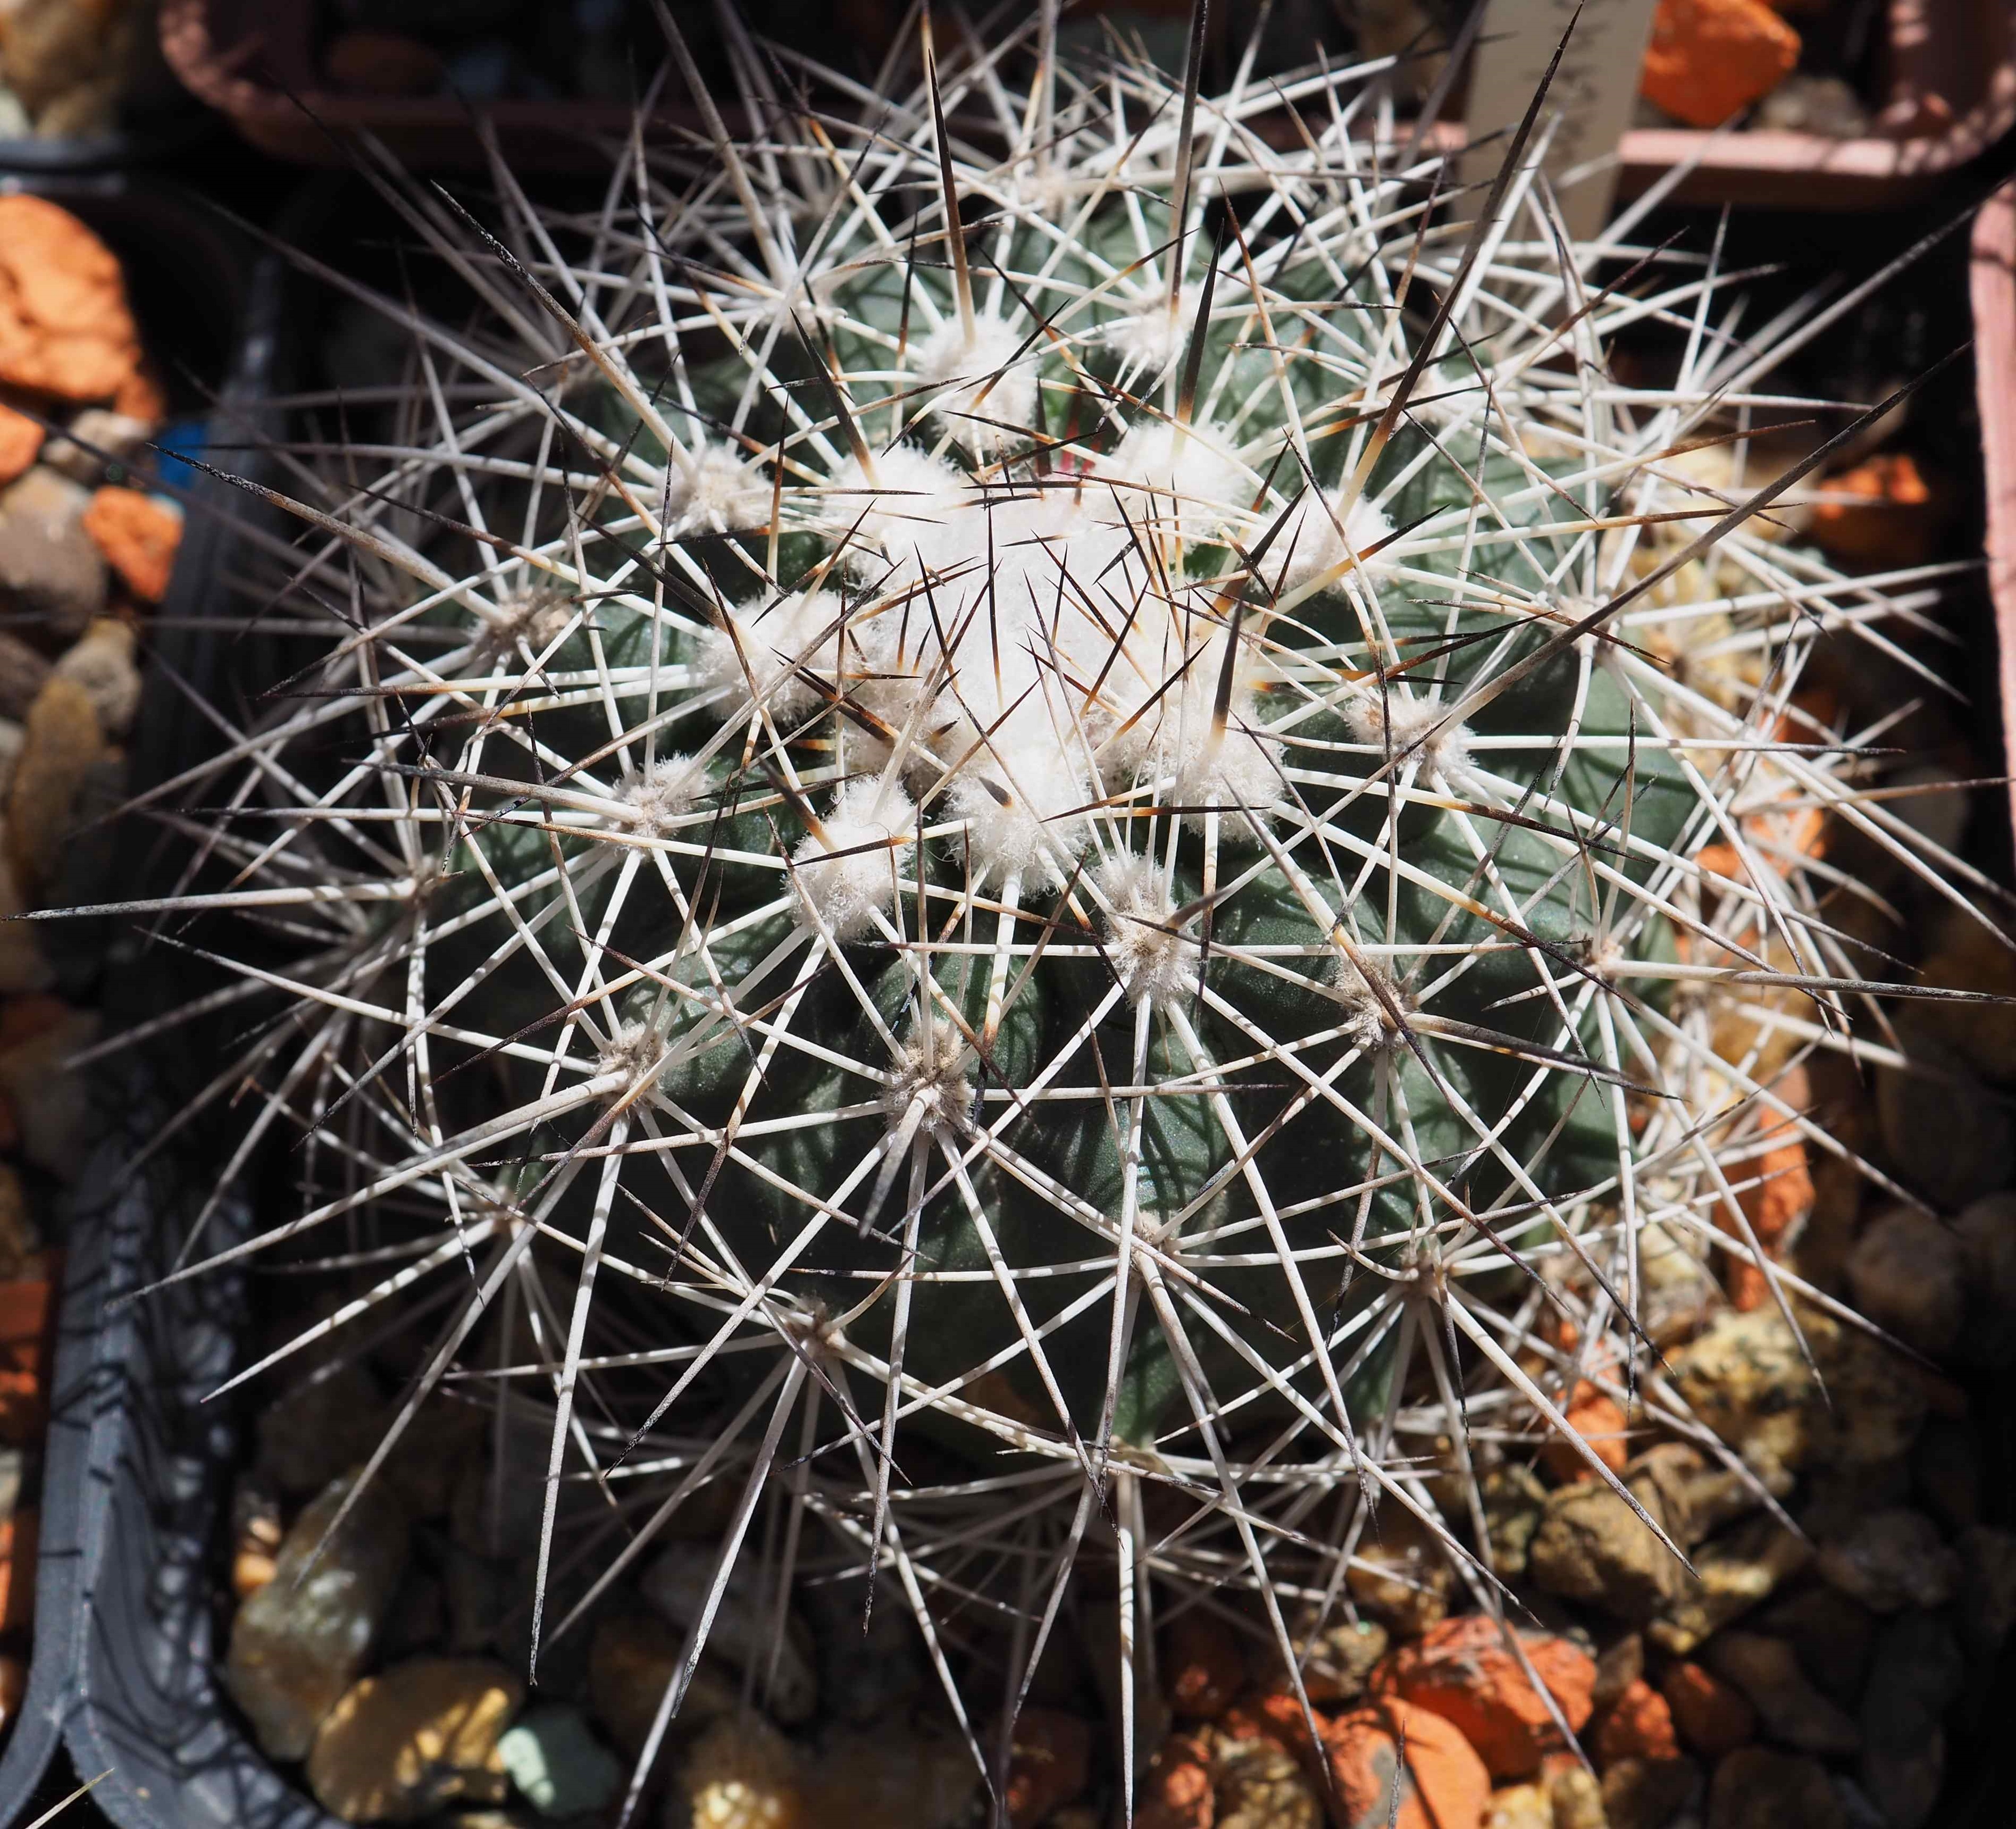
[1647,1514,1811,1656]
[5,674,108,903]
[52,617,139,737]
[40,408,150,486]
[1545,1760,1606,1829]
[306,1657,521,1823]
[675,1714,805,1829]
[223,1473,409,1761]
[1213,1738,1320,1829]
[1601,1753,1700,1829]
[1483,1781,1552,1829]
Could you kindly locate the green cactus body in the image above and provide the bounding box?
[115,9,1972,1748]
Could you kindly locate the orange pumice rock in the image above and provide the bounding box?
[1370,1616,1596,1781]
[1542,1383,1633,1481]
[1642,0,1800,129]
[1594,1678,1681,1769]
[1809,452,1944,567]
[0,195,140,402]
[0,406,41,487]
[1321,1698,1491,1829]
[82,485,180,604]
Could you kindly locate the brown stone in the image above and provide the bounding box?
[0,196,138,401]
[1705,1747,1844,1829]
[1346,1502,1454,1635]
[1138,1732,1215,1829]
[51,615,139,738]
[1700,1633,1858,1757]
[1660,1661,1755,1758]
[82,486,179,604]
[586,1609,734,1756]
[323,29,445,96]
[1003,1707,1091,1827]
[1167,1609,1245,1719]
[1369,1615,1595,1781]
[1529,1479,1686,1624]
[1647,1514,1811,1656]
[0,633,49,723]
[1603,1755,1701,1829]
[0,996,96,1182]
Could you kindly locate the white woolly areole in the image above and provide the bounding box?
[617,753,705,834]
[698,591,849,722]
[1330,955,1410,1054]
[667,440,766,537]
[1346,689,1472,782]
[481,584,574,656]
[825,446,972,572]
[1101,421,1244,547]
[800,429,1292,861]
[1170,707,1283,837]
[914,314,1036,450]
[1102,286,1202,377]
[1275,491,1395,600]
[792,781,916,940]
[1098,853,1197,1006]
[947,750,1089,892]
[883,1024,972,1137]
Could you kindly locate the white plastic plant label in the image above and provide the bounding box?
[1464,0,1660,240]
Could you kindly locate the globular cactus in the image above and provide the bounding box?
[90,2,1995,1810]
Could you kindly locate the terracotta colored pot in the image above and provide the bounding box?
[1971,175,2016,848]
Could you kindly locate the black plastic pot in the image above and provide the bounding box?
[35,173,2016,1829]
[45,174,361,1829]
[0,176,254,1823]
